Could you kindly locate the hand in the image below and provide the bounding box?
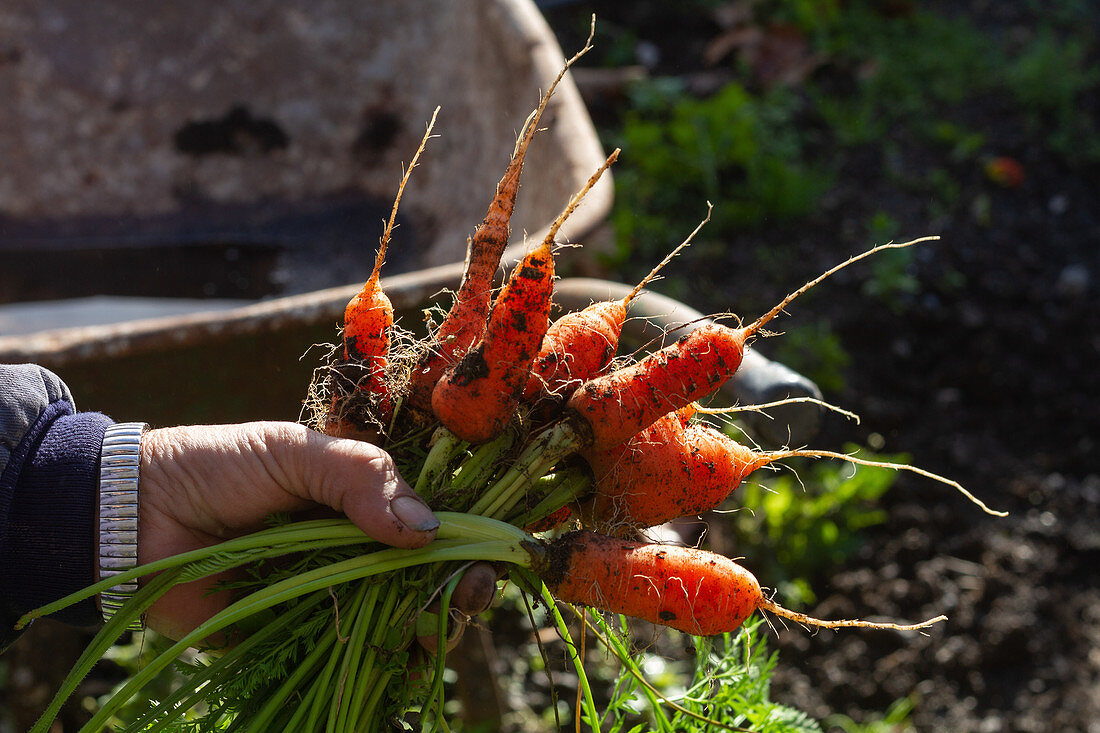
[136,422,495,641]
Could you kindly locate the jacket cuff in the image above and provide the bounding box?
[1,404,112,630]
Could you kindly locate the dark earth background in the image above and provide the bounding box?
[2,1,1098,731]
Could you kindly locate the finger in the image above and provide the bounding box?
[281,427,440,549]
[450,562,499,616]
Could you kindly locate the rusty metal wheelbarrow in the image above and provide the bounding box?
[0,0,819,444]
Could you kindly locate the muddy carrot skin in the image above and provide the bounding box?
[407,41,594,413]
[431,238,556,443]
[327,109,440,439]
[565,238,942,450]
[539,530,761,636]
[584,420,765,529]
[566,322,749,450]
[341,274,394,394]
[524,206,710,403]
[523,299,627,400]
[431,150,617,443]
[588,417,1006,526]
[536,530,947,635]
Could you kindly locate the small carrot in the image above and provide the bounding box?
[537,530,946,636]
[326,109,438,438]
[523,205,710,401]
[566,238,939,450]
[431,152,617,443]
[407,31,595,412]
[586,421,1006,529]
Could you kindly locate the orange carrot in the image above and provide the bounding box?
[566,238,939,450]
[523,205,710,401]
[326,109,438,438]
[407,35,595,412]
[587,421,1006,528]
[537,531,946,636]
[581,418,756,529]
[431,152,617,443]
[431,237,556,443]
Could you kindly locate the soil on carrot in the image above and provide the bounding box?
[542,1,1099,730]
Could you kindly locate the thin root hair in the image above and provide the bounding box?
[768,448,1007,517]
[745,236,941,335]
[758,596,948,633]
[625,201,713,305]
[694,396,861,424]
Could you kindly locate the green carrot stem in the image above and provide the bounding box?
[427,574,462,729]
[22,513,521,629]
[307,587,373,733]
[30,568,184,733]
[348,591,420,727]
[449,429,516,493]
[468,421,580,517]
[243,618,342,732]
[127,590,325,730]
[325,581,376,732]
[335,584,399,731]
[525,570,600,731]
[359,668,394,732]
[77,540,527,732]
[589,612,674,731]
[414,428,467,497]
[283,676,324,732]
[510,467,592,527]
[17,522,373,627]
[338,581,396,726]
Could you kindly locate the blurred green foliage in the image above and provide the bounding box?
[610,80,831,263]
[826,696,918,733]
[604,0,1099,275]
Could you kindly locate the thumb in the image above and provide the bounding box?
[288,429,440,548]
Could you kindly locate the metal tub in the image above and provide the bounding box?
[0,0,611,425]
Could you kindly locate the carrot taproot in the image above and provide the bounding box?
[407,31,596,412]
[430,151,617,444]
[586,420,1006,528]
[537,530,946,636]
[326,109,439,438]
[523,205,711,401]
[565,238,939,450]
[343,107,439,372]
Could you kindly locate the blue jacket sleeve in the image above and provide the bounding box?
[1,364,113,651]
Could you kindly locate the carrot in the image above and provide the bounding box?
[537,530,946,636]
[326,109,439,438]
[586,421,1006,528]
[431,152,617,443]
[580,418,751,529]
[565,238,939,450]
[407,31,596,412]
[523,205,711,401]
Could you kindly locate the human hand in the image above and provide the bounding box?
[135,422,495,641]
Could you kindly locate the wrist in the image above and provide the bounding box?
[98,422,149,629]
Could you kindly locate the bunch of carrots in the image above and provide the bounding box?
[21,31,1004,732]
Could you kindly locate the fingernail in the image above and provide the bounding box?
[391,495,440,533]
